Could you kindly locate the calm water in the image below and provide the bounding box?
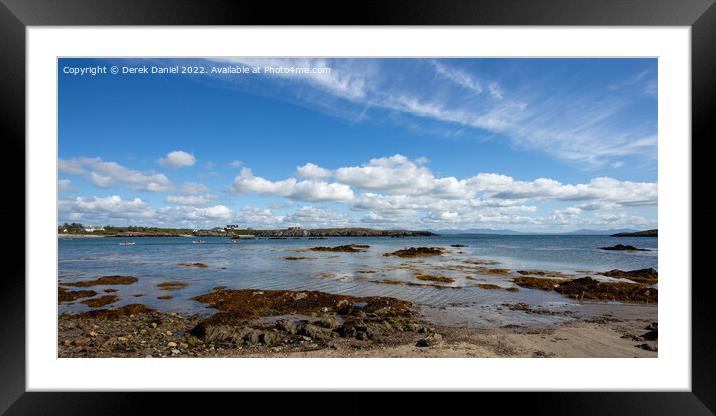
[58,235,657,326]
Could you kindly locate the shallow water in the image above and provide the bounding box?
[58,234,657,326]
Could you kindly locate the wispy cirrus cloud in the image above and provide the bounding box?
[197,58,656,168]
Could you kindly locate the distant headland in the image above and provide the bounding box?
[57,223,437,238]
[610,229,657,237]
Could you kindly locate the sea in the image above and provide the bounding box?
[58,234,658,327]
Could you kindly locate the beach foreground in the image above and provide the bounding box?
[58,288,657,358]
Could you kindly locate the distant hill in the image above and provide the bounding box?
[561,228,639,235]
[433,228,526,235]
[611,229,658,237]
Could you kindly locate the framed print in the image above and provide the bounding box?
[3,0,715,413]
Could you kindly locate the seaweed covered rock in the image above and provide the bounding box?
[188,288,419,345]
[64,275,138,287]
[555,276,657,303]
[310,245,369,253]
[599,268,658,285]
[80,295,120,307]
[600,245,649,251]
[67,304,155,320]
[383,247,445,258]
[58,287,97,303]
[513,276,657,303]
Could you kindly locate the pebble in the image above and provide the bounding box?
[171,349,180,355]
[151,323,157,328]
[179,343,189,349]
[89,331,97,337]
[165,331,173,336]
[167,341,177,348]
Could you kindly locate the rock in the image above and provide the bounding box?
[167,342,177,348]
[316,316,341,330]
[599,268,658,285]
[259,331,283,347]
[298,323,336,341]
[242,330,261,345]
[310,245,368,253]
[171,349,180,355]
[641,322,658,341]
[151,322,157,328]
[275,319,297,334]
[636,343,657,352]
[416,333,443,347]
[555,276,657,303]
[383,247,445,258]
[600,244,649,251]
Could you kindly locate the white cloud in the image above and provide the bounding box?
[200,58,655,167]
[488,82,504,99]
[58,179,72,192]
[166,194,213,207]
[212,57,368,100]
[229,160,244,168]
[230,167,354,202]
[157,150,196,168]
[59,157,172,192]
[180,182,209,194]
[59,195,154,223]
[432,61,483,94]
[296,162,331,179]
[283,206,349,228]
[58,154,656,232]
[188,205,232,220]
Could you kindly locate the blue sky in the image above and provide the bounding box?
[58,58,657,232]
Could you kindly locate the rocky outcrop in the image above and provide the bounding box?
[513,276,657,303]
[63,275,138,287]
[599,268,658,285]
[600,244,649,251]
[309,245,369,253]
[187,288,421,346]
[383,247,445,258]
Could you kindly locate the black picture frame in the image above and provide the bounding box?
[2,0,713,413]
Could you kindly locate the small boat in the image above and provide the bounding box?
[192,240,205,244]
[119,241,135,246]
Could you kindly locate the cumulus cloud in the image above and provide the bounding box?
[230,167,354,202]
[59,195,155,223]
[157,150,196,168]
[59,157,172,192]
[58,154,656,231]
[296,163,331,179]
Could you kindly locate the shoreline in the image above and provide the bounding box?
[58,307,657,358]
[58,287,657,358]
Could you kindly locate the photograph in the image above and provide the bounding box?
[56,57,659,359]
